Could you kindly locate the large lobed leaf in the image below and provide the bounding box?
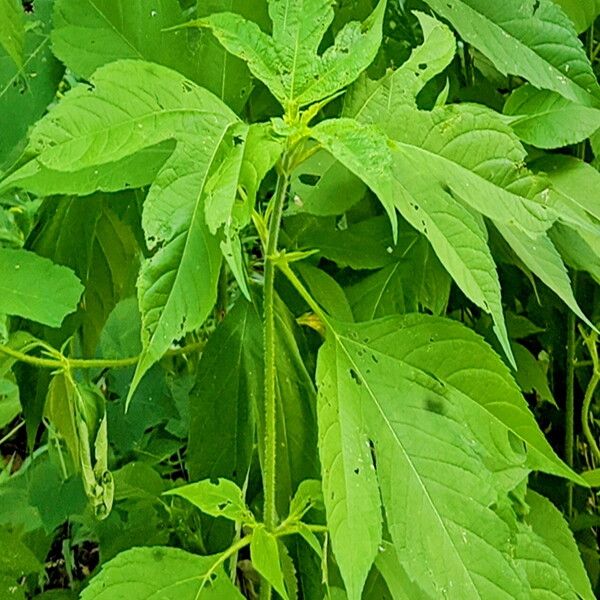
[188,0,386,109]
[316,313,581,599]
[5,59,252,396]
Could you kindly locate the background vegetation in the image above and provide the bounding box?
[0,0,599,598]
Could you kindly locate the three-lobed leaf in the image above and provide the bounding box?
[188,0,386,110]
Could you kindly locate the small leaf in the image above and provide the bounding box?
[164,478,254,523]
[295,263,354,321]
[0,248,83,327]
[581,469,600,487]
[251,525,290,600]
[288,479,324,519]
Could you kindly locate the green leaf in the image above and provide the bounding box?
[290,150,366,216]
[581,469,600,486]
[11,59,243,395]
[514,527,578,599]
[311,116,519,366]
[193,0,386,108]
[494,224,591,328]
[0,0,23,68]
[80,546,244,599]
[375,541,432,600]
[504,85,600,149]
[0,142,174,197]
[0,528,42,578]
[285,214,398,270]
[346,233,451,319]
[347,262,406,321]
[422,0,600,107]
[0,0,63,169]
[288,479,324,519]
[526,491,595,600]
[344,11,456,117]
[317,316,530,599]
[251,525,290,600]
[187,298,260,486]
[29,195,140,356]
[0,248,83,327]
[296,11,454,219]
[295,263,354,321]
[536,155,600,224]
[550,223,600,283]
[553,0,600,33]
[164,478,254,523]
[512,343,556,407]
[51,0,220,93]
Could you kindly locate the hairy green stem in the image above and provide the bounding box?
[261,167,290,600]
[0,341,204,370]
[263,167,290,533]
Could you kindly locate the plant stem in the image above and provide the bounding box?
[581,330,600,463]
[0,419,25,447]
[566,307,576,518]
[263,167,290,532]
[0,341,204,371]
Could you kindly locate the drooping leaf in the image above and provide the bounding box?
[251,525,290,600]
[504,86,600,149]
[164,478,255,523]
[189,0,386,109]
[187,298,260,486]
[317,315,532,599]
[0,248,83,327]
[0,0,24,68]
[29,195,140,355]
[526,490,595,600]
[80,546,244,599]
[422,0,600,107]
[0,142,174,197]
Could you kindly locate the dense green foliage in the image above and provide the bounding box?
[0,0,600,598]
